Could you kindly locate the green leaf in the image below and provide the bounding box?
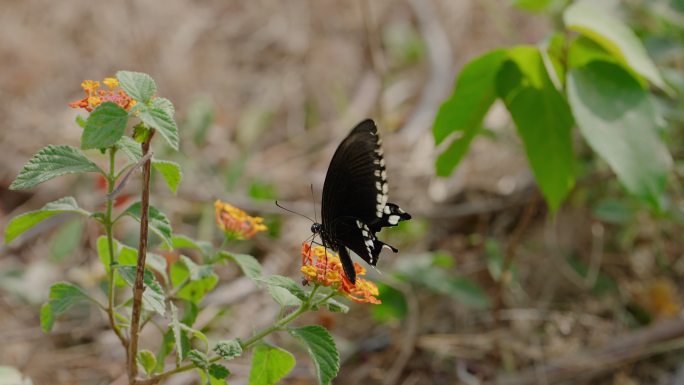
[288,326,339,385]
[567,61,672,210]
[5,197,90,244]
[123,202,173,247]
[10,145,103,190]
[219,251,262,280]
[118,266,167,316]
[138,349,157,376]
[171,234,214,257]
[563,1,669,92]
[152,97,175,117]
[117,71,157,103]
[50,219,84,261]
[512,0,552,12]
[188,349,209,369]
[312,295,348,314]
[255,275,307,301]
[214,339,243,360]
[267,286,302,308]
[81,102,129,150]
[41,282,92,332]
[434,49,508,176]
[116,136,143,162]
[371,284,406,322]
[170,302,184,364]
[208,363,231,380]
[496,46,575,211]
[177,274,218,303]
[152,160,182,194]
[139,108,179,150]
[248,343,295,385]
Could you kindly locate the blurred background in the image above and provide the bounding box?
[2,0,684,384]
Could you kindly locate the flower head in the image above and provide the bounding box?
[300,242,381,304]
[214,200,268,240]
[69,77,137,112]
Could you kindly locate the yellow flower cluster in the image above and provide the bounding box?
[301,243,381,304]
[214,200,268,240]
[69,77,137,112]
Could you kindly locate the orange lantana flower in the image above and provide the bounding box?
[214,200,268,240]
[69,77,137,112]
[301,243,381,304]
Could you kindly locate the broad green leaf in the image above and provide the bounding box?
[118,266,166,316]
[255,275,307,300]
[81,102,129,150]
[219,251,262,280]
[434,49,508,176]
[371,284,406,322]
[138,349,157,376]
[156,329,175,372]
[567,36,620,70]
[152,160,182,194]
[288,326,339,385]
[139,108,179,150]
[117,71,157,103]
[116,136,143,162]
[123,202,173,247]
[41,282,92,332]
[214,339,243,360]
[567,61,672,210]
[267,286,302,308]
[496,47,575,211]
[171,234,214,257]
[10,145,103,190]
[152,97,175,117]
[50,219,84,261]
[5,197,90,244]
[180,324,209,349]
[563,1,669,92]
[177,274,218,303]
[311,294,348,314]
[248,343,295,385]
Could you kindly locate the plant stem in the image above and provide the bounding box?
[105,147,127,348]
[128,132,155,384]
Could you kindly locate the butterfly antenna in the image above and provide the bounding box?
[275,200,316,223]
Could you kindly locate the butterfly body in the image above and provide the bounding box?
[312,119,411,283]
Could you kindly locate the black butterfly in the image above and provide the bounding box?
[311,119,411,284]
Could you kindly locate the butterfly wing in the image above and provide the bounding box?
[320,119,411,283]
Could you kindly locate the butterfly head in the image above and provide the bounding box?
[311,222,323,234]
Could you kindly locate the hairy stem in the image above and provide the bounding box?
[128,132,155,384]
[105,147,127,348]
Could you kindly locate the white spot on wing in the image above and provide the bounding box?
[384,205,391,214]
[382,183,388,194]
[388,215,400,225]
[381,170,387,180]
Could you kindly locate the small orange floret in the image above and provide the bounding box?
[70,77,136,112]
[214,200,268,240]
[300,242,381,304]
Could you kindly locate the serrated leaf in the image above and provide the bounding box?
[188,349,209,369]
[288,326,339,385]
[496,46,575,211]
[118,266,166,316]
[5,197,90,244]
[41,282,92,332]
[10,145,103,190]
[139,108,179,150]
[208,363,230,380]
[152,97,175,117]
[116,136,143,162]
[267,286,302,308]
[50,219,84,261]
[434,49,508,176]
[563,2,669,92]
[117,71,157,103]
[152,160,182,194]
[567,61,672,210]
[123,202,173,247]
[177,273,218,303]
[248,343,295,385]
[318,296,349,314]
[255,275,307,300]
[219,251,262,280]
[138,349,157,375]
[170,302,184,364]
[81,102,129,150]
